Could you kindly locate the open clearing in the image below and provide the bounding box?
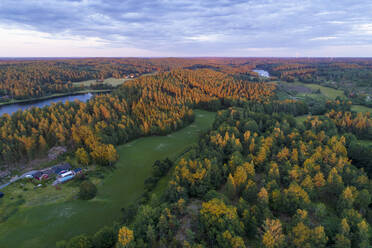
[359,140,372,146]
[294,114,323,124]
[295,115,309,124]
[351,105,372,113]
[297,82,344,99]
[73,77,130,87]
[278,81,345,100]
[0,109,216,248]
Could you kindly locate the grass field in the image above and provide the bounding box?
[297,83,344,99]
[0,110,216,248]
[359,140,372,146]
[278,81,345,100]
[73,77,130,87]
[295,115,309,124]
[294,114,324,124]
[351,105,372,113]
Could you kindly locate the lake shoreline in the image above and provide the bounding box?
[0,89,111,107]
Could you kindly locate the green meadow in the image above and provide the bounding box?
[279,81,345,100]
[73,77,130,87]
[0,110,216,248]
[351,104,372,113]
[297,82,344,99]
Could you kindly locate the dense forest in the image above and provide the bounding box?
[59,106,372,248]
[0,69,274,166]
[0,58,371,247]
[1,58,370,105]
[262,59,372,107]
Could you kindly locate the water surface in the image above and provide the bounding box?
[0,93,93,116]
[253,69,270,77]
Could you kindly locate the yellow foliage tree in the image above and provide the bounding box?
[118,226,134,248]
[261,218,285,248]
[75,147,90,166]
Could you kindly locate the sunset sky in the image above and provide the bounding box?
[1,0,372,57]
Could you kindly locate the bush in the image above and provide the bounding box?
[79,181,97,200]
[204,190,229,203]
[93,226,116,248]
[66,235,92,248]
[56,240,67,248]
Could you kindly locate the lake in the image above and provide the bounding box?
[253,69,270,77]
[0,93,93,116]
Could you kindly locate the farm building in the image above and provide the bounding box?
[24,170,39,178]
[33,172,43,180]
[60,171,74,178]
[52,163,71,174]
[41,169,54,177]
[56,175,74,184]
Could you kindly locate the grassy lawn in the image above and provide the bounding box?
[73,73,157,88]
[0,109,216,248]
[278,81,344,100]
[358,139,372,146]
[295,114,324,124]
[1,180,78,208]
[73,77,130,87]
[351,105,372,113]
[296,83,344,99]
[295,115,309,124]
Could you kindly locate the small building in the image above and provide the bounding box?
[33,171,50,181]
[52,163,71,174]
[40,174,49,180]
[33,171,43,180]
[58,170,67,175]
[60,171,74,178]
[57,175,74,184]
[41,169,54,177]
[23,170,39,178]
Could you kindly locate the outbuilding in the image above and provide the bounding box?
[52,163,71,174]
[60,171,74,178]
[33,171,43,180]
[41,169,54,177]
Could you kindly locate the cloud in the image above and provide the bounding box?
[310,37,337,41]
[0,0,372,56]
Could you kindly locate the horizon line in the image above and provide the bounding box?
[1,56,372,59]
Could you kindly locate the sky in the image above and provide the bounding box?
[0,0,372,57]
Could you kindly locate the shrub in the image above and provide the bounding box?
[66,235,92,248]
[79,181,97,200]
[93,226,116,248]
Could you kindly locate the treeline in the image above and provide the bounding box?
[2,57,371,101]
[0,69,274,167]
[0,59,149,99]
[302,115,372,176]
[264,59,372,108]
[326,110,372,140]
[61,106,372,247]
